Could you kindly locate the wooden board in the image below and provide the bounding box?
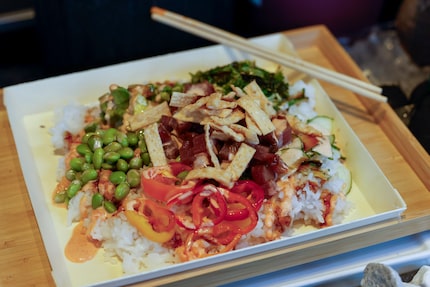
[0,25,429,287]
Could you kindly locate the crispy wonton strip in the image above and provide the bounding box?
[244,80,277,117]
[169,92,199,107]
[204,124,220,168]
[185,167,231,187]
[144,123,168,167]
[225,143,256,183]
[129,101,171,131]
[237,96,275,135]
[230,124,259,145]
[173,96,209,123]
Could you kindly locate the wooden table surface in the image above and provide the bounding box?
[1,25,429,287]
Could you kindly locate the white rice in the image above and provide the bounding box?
[90,213,178,274]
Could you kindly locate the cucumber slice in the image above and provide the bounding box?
[333,163,352,195]
[308,115,334,135]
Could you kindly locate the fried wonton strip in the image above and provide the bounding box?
[237,96,275,135]
[185,167,231,187]
[230,124,259,145]
[144,123,168,167]
[173,96,209,123]
[244,80,277,117]
[204,124,220,168]
[169,92,199,107]
[129,101,171,131]
[245,115,262,136]
[206,93,237,110]
[203,110,244,126]
[209,122,245,142]
[225,143,256,183]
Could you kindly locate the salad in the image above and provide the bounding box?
[51,60,351,272]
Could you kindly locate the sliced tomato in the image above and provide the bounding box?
[141,166,195,202]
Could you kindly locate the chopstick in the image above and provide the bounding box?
[151,6,387,103]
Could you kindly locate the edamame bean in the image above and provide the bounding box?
[129,157,143,169]
[127,132,138,147]
[81,132,95,144]
[141,152,151,166]
[65,169,78,181]
[103,151,120,164]
[104,142,122,152]
[84,152,93,163]
[54,192,67,203]
[70,157,85,172]
[114,182,130,200]
[116,132,128,147]
[102,128,117,145]
[103,201,117,213]
[81,169,98,184]
[109,170,126,184]
[66,179,82,198]
[101,163,114,170]
[87,135,103,151]
[139,140,147,153]
[116,159,129,172]
[82,162,94,171]
[93,147,104,169]
[76,143,92,156]
[127,169,140,187]
[91,193,104,209]
[84,122,97,133]
[118,147,134,159]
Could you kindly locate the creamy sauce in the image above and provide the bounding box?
[65,222,99,263]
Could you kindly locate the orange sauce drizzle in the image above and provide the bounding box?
[65,222,99,263]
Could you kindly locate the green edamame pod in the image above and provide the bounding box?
[127,169,140,187]
[93,148,104,169]
[109,170,126,185]
[114,182,130,200]
[103,201,117,213]
[91,193,104,209]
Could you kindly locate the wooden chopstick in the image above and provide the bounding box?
[151,6,387,103]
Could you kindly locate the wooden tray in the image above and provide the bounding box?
[0,25,429,287]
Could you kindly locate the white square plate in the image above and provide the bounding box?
[4,33,406,287]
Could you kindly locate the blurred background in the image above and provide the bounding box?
[0,0,429,150]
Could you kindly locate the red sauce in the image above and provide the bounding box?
[65,222,99,263]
